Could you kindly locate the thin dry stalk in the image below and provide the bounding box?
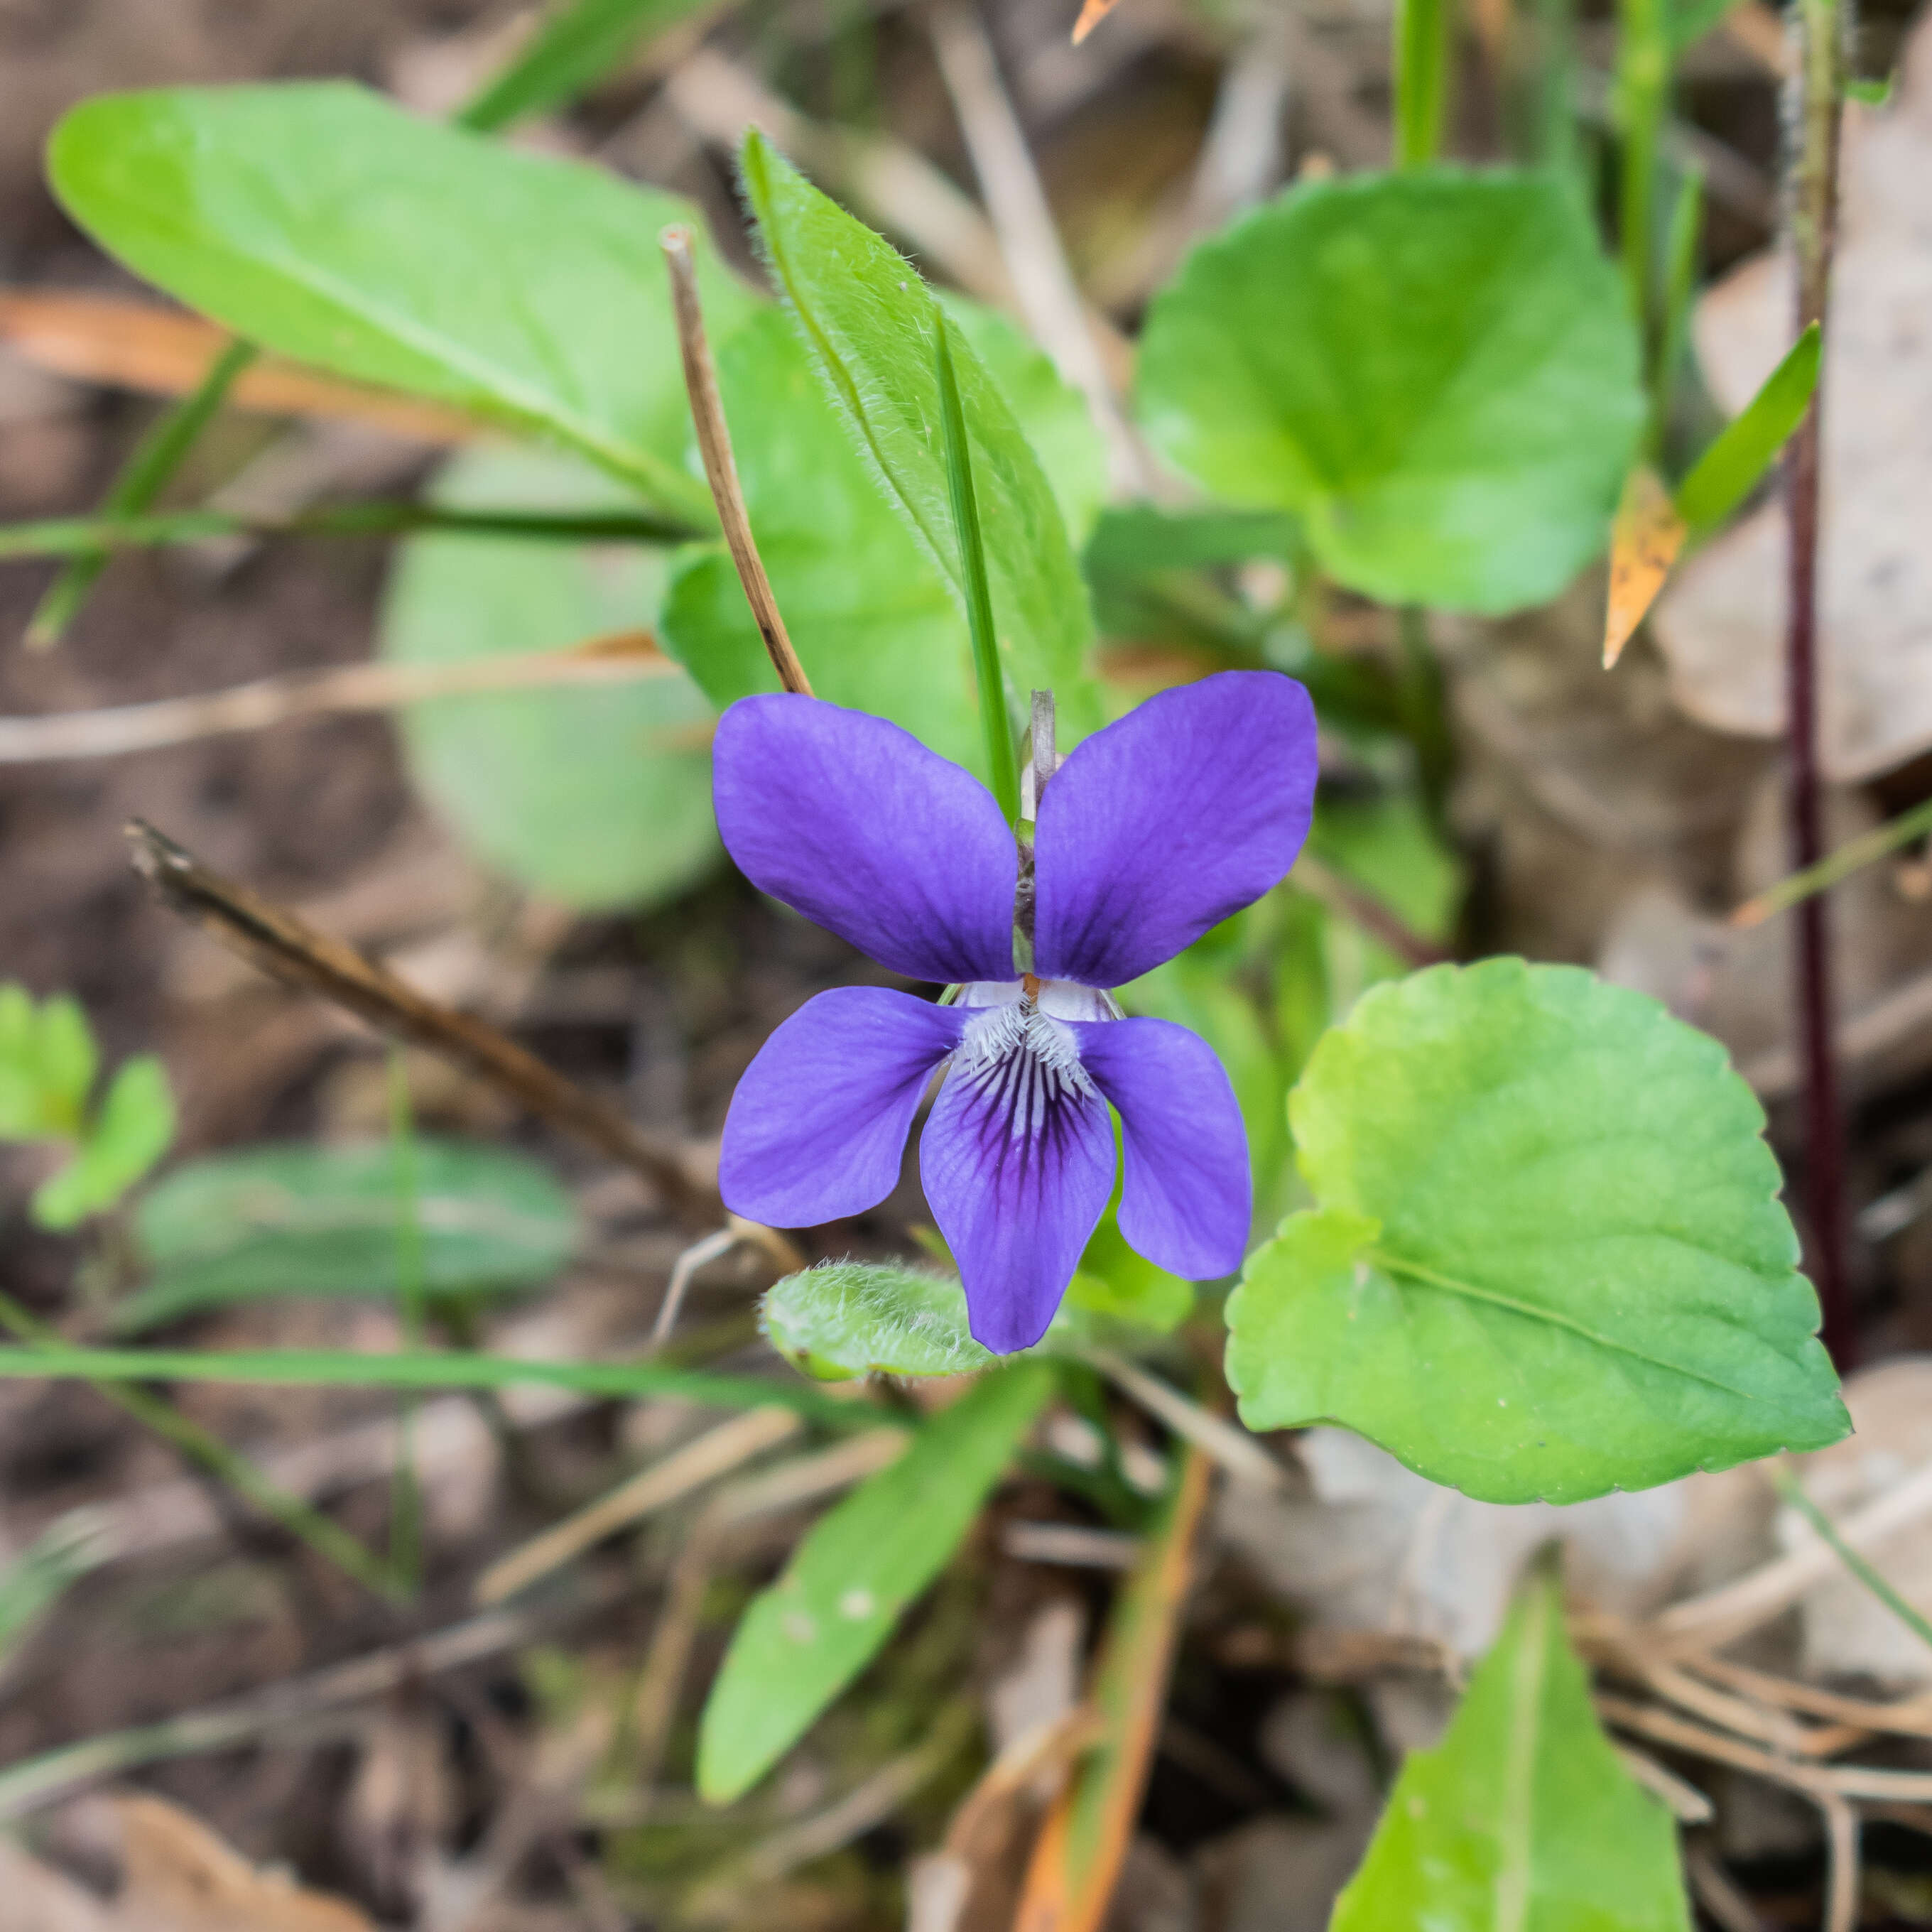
[660,225,812,697]
[1685,1843,1771,1932]
[1820,1789,1861,1932]
[1085,1349,1288,1490]
[0,1585,622,1820]
[925,0,1146,490]
[1681,1656,1932,1739]
[475,1405,802,1606]
[126,820,708,1220]
[0,634,675,764]
[1653,1456,1932,1650]
[1597,1693,1932,1803]
[1612,1744,1714,1823]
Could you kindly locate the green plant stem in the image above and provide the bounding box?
[455,0,717,134]
[0,1341,909,1431]
[0,501,697,561]
[1396,606,1453,825]
[1733,791,1932,928]
[934,313,1021,825]
[1614,0,1670,354]
[1394,0,1453,167]
[26,339,256,649]
[0,1290,403,1602]
[1774,1467,1932,1656]
[1651,164,1705,450]
[386,1048,426,1594]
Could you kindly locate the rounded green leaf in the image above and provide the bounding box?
[31,1056,176,1232]
[1226,959,1848,1503]
[761,1261,997,1380]
[381,445,720,912]
[48,84,754,518]
[1137,171,1644,614]
[122,1138,577,1331]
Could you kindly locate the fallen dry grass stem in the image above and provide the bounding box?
[1654,1455,1932,1649]
[0,633,677,764]
[126,820,710,1220]
[475,1404,803,1606]
[0,1584,622,1820]
[1597,1692,1932,1803]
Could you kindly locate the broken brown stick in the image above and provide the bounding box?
[126,820,710,1222]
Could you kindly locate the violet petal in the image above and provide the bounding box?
[720,987,964,1227]
[920,1004,1116,1353]
[1075,1017,1252,1279]
[713,694,1017,984]
[1033,671,1318,987]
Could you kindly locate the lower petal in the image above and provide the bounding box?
[921,1004,1117,1353]
[720,987,964,1227]
[1074,1018,1251,1279]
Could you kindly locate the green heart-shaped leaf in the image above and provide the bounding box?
[1226,958,1847,1502]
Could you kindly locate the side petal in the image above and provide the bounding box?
[1075,1018,1251,1279]
[720,987,965,1227]
[1033,671,1317,987]
[921,1005,1117,1353]
[714,694,1017,983]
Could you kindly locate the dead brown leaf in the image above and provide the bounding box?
[1603,465,1688,668]
[1651,13,1932,779]
[0,292,477,445]
[112,1793,375,1932]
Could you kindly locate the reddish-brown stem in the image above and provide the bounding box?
[1786,0,1850,1360]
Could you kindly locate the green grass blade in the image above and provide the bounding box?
[1674,322,1822,538]
[1774,1467,1932,1657]
[0,1342,913,1431]
[935,312,1021,827]
[26,337,255,649]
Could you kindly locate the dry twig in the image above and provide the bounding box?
[126,820,709,1220]
[661,224,813,698]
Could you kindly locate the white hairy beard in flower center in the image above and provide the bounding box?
[951,999,1097,1143]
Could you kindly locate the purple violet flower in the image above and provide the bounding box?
[713,670,1318,1354]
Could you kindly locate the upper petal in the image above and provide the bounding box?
[920,1004,1116,1354]
[720,987,965,1227]
[714,694,1017,983]
[1033,671,1318,987]
[1074,1017,1251,1279]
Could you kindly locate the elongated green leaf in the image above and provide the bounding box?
[1674,322,1821,539]
[698,1360,1051,1801]
[31,1055,175,1232]
[120,1138,576,1331]
[457,0,720,134]
[1333,1556,1690,1929]
[761,1261,997,1379]
[48,85,754,519]
[660,308,988,774]
[738,134,1103,744]
[1226,959,1847,1502]
[1137,172,1644,614]
[381,446,719,910]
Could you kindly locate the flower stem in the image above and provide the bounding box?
[1787,0,1850,1360]
[1392,0,1453,168]
[934,313,1022,825]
